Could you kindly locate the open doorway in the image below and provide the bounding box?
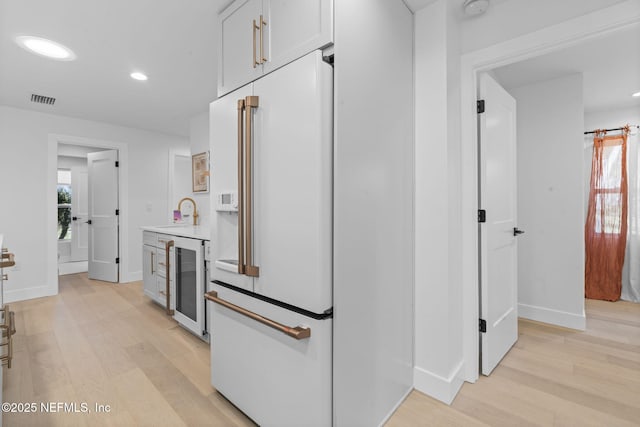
[477,23,640,378]
[48,135,130,292]
[461,7,640,383]
[57,143,109,275]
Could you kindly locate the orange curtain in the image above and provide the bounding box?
[585,128,629,301]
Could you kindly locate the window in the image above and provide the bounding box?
[57,170,72,240]
[593,144,624,234]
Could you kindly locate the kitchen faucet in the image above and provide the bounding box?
[178,197,199,226]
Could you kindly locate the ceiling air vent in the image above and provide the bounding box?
[31,94,56,105]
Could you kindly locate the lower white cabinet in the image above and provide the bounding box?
[142,244,156,299]
[142,232,174,309]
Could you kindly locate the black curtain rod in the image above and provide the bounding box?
[584,125,639,135]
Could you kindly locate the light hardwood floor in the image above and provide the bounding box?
[389,299,640,427]
[3,274,639,426]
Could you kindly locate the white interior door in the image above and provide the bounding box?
[87,150,119,282]
[479,73,519,375]
[70,166,89,262]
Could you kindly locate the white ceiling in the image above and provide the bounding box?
[4,0,630,138]
[493,23,640,113]
[0,0,231,137]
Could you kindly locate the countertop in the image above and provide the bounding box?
[141,225,210,241]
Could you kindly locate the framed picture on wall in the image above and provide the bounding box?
[192,151,210,193]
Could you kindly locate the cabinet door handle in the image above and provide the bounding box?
[259,15,267,64]
[165,240,174,316]
[150,251,154,274]
[253,18,260,68]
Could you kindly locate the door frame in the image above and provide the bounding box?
[47,134,129,294]
[167,148,191,223]
[460,1,640,383]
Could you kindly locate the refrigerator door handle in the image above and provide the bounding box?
[244,95,260,277]
[237,99,246,275]
[205,291,311,340]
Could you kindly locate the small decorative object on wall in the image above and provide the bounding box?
[192,151,210,193]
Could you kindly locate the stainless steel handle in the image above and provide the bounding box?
[252,19,260,68]
[165,240,174,315]
[259,15,267,64]
[244,95,260,277]
[205,291,310,339]
[150,251,155,274]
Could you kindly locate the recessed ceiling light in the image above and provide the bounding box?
[130,72,148,81]
[15,36,76,61]
[633,91,640,97]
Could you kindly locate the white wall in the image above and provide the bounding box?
[510,74,586,330]
[57,155,87,169]
[585,106,640,131]
[189,111,211,226]
[333,0,414,424]
[413,0,464,405]
[0,105,188,302]
[459,0,627,53]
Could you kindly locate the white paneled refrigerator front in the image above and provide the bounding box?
[209,50,333,426]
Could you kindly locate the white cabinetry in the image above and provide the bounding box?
[142,244,156,300]
[218,0,333,96]
[142,231,174,308]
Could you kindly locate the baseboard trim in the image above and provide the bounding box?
[4,285,56,303]
[518,303,586,330]
[414,360,465,405]
[378,386,413,427]
[58,261,88,275]
[123,271,142,283]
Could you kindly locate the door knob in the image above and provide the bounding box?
[513,227,525,236]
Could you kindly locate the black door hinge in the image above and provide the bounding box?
[115,161,119,167]
[115,258,120,264]
[115,209,119,216]
[479,319,487,333]
[323,54,334,66]
[478,209,486,223]
[477,99,485,114]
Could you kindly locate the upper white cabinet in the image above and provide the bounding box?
[219,0,264,96]
[218,0,333,97]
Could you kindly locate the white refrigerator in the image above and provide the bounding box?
[208,50,333,426]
